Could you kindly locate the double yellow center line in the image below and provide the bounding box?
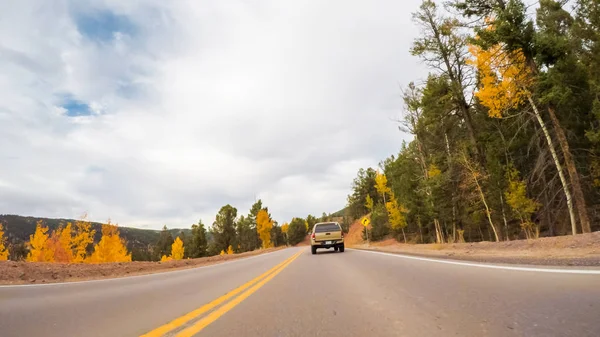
[141,250,302,337]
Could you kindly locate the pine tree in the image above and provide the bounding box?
[287,218,307,245]
[213,205,237,253]
[189,220,208,258]
[155,225,174,260]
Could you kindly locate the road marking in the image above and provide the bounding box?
[0,249,288,288]
[174,251,301,337]
[351,249,600,274]
[140,250,302,337]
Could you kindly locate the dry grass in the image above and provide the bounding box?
[0,247,284,285]
[349,230,600,266]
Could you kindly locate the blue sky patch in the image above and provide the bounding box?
[60,96,93,117]
[75,9,136,42]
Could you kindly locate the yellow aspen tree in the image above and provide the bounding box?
[50,224,75,263]
[219,250,225,256]
[0,224,8,261]
[72,215,95,263]
[365,195,374,212]
[505,166,541,239]
[469,43,579,235]
[226,245,234,255]
[161,255,172,262]
[374,171,391,203]
[256,209,273,249]
[281,223,289,234]
[88,221,131,263]
[171,237,184,260]
[26,221,55,262]
[386,192,408,243]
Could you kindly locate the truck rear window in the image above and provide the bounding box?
[314,223,340,233]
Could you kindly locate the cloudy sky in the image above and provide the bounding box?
[1,0,427,229]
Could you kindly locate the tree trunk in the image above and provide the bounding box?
[527,95,578,235]
[401,227,407,243]
[434,218,444,244]
[444,131,458,243]
[417,216,424,243]
[461,152,500,242]
[499,188,509,241]
[475,179,500,242]
[461,107,484,164]
[415,133,444,244]
[424,8,483,164]
[547,107,591,233]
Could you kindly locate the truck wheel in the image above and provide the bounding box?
[339,245,345,253]
[311,246,317,255]
[334,247,339,252]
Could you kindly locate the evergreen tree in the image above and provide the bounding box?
[212,205,237,253]
[155,225,174,260]
[188,220,208,258]
[287,218,307,245]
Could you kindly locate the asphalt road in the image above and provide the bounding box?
[1,247,599,337]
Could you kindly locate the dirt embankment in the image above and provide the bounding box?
[346,220,600,266]
[0,247,283,285]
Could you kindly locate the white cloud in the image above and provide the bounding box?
[0,0,426,229]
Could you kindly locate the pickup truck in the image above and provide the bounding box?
[310,222,344,255]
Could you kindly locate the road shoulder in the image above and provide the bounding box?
[0,247,284,285]
[349,232,600,267]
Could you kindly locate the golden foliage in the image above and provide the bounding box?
[220,250,225,256]
[161,255,172,262]
[72,215,95,263]
[505,166,541,239]
[0,224,8,261]
[226,245,234,255]
[49,223,75,263]
[27,221,55,262]
[88,221,131,263]
[374,171,391,197]
[385,193,408,231]
[427,164,442,178]
[281,223,289,234]
[171,237,185,260]
[256,209,273,249]
[468,44,532,118]
[365,194,374,211]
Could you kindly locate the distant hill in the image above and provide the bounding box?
[0,214,192,261]
[330,207,349,218]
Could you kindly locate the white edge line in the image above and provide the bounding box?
[350,248,600,275]
[0,248,297,288]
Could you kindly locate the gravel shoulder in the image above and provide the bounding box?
[350,233,600,266]
[0,247,283,285]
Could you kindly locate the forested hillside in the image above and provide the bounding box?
[346,0,600,244]
[0,214,191,261]
[0,199,330,262]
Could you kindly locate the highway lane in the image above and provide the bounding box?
[1,247,599,336]
[0,248,300,337]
